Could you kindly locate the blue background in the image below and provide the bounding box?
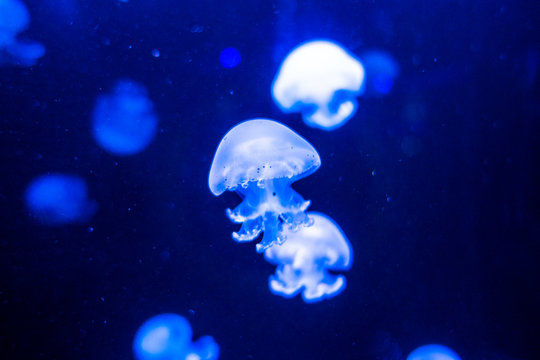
[1,0,538,359]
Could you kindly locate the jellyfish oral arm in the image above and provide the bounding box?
[305,98,357,130]
[269,263,347,302]
[226,178,312,252]
[302,274,346,302]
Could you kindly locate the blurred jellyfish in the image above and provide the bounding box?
[24,174,97,225]
[264,212,353,302]
[360,50,400,96]
[0,0,45,66]
[133,313,219,360]
[401,135,422,157]
[219,47,241,68]
[92,80,158,156]
[208,119,320,252]
[407,344,462,360]
[272,40,365,131]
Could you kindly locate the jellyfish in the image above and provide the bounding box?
[263,212,353,303]
[407,344,462,360]
[208,119,321,252]
[271,40,365,131]
[360,50,400,96]
[92,79,158,156]
[219,47,241,69]
[24,174,97,225]
[0,0,45,67]
[133,313,219,360]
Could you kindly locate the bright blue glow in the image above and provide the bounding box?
[92,80,158,156]
[407,344,462,360]
[0,0,45,66]
[219,47,241,68]
[373,74,394,94]
[25,174,97,225]
[272,40,365,131]
[208,119,321,252]
[133,314,219,360]
[264,212,353,303]
[0,0,28,41]
[360,50,399,95]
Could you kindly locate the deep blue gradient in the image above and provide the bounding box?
[1,1,538,359]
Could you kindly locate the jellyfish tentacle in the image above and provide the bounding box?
[232,217,263,242]
[256,212,283,252]
[303,274,346,302]
[226,198,258,223]
[277,184,313,231]
[269,268,302,297]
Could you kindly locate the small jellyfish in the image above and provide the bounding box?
[219,47,241,69]
[264,212,353,303]
[272,40,365,131]
[24,174,97,225]
[133,313,219,360]
[407,344,462,360]
[208,119,320,252]
[360,50,400,96]
[92,80,158,156]
[0,0,45,67]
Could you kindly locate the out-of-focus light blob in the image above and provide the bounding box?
[92,80,158,156]
[208,119,321,252]
[25,174,97,225]
[407,344,462,360]
[272,40,365,131]
[401,135,422,157]
[219,47,241,68]
[360,50,400,95]
[264,212,353,302]
[133,314,219,360]
[0,0,45,66]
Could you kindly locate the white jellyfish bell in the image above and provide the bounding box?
[407,344,462,360]
[272,40,365,131]
[264,212,353,302]
[209,119,321,252]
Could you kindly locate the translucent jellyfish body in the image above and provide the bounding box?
[92,80,158,156]
[24,174,97,225]
[264,212,353,303]
[407,344,462,360]
[133,314,219,360]
[0,0,45,67]
[360,50,400,96]
[208,119,321,252]
[272,40,365,131]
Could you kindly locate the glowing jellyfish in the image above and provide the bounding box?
[133,313,219,360]
[0,0,45,66]
[24,174,97,225]
[360,50,400,95]
[92,80,158,156]
[208,119,320,252]
[272,40,365,131]
[219,47,241,69]
[407,344,462,360]
[264,212,353,302]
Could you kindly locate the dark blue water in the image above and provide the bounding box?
[1,1,538,359]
